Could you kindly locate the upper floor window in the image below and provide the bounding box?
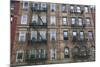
[84,6,89,13]
[71,18,76,24]
[29,49,36,59]
[50,31,56,41]
[62,17,67,25]
[76,6,81,13]
[32,15,38,23]
[72,31,77,37]
[64,47,69,58]
[86,18,91,25]
[62,4,66,12]
[78,18,82,26]
[50,4,56,12]
[50,48,56,60]
[39,31,46,40]
[31,31,37,40]
[38,49,46,58]
[19,31,26,42]
[88,31,93,40]
[70,6,74,12]
[80,31,84,40]
[41,15,46,23]
[21,15,28,24]
[41,3,47,8]
[63,31,68,40]
[50,16,56,25]
[16,50,24,63]
[23,1,29,9]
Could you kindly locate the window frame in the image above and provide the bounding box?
[19,31,26,42]
[50,16,56,25]
[50,4,56,12]
[21,15,28,24]
[50,31,56,41]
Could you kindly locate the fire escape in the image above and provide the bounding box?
[27,2,48,64]
[70,5,90,60]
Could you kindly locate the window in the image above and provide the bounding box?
[64,47,69,58]
[72,31,77,36]
[77,6,81,13]
[50,16,56,25]
[39,49,46,58]
[16,50,24,63]
[50,4,56,12]
[39,31,46,40]
[88,31,93,40]
[62,4,66,12]
[86,18,91,25]
[50,48,56,60]
[19,31,26,42]
[62,17,67,25]
[50,31,56,40]
[80,31,84,40]
[21,15,28,24]
[41,15,46,23]
[41,3,47,9]
[70,6,74,12]
[23,2,29,9]
[71,18,76,24]
[29,49,36,59]
[32,15,38,23]
[31,31,37,41]
[78,18,82,26]
[84,6,89,13]
[63,31,68,40]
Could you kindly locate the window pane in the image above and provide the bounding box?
[51,16,56,25]
[73,32,77,36]
[31,31,37,40]
[72,18,75,24]
[84,7,88,13]
[62,17,67,25]
[17,53,23,59]
[77,6,81,12]
[50,31,56,40]
[39,31,46,40]
[21,15,28,24]
[62,4,66,11]
[41,15,46,23]
[88,31,93,40]
[51,4,56,12]
[19,32,26,41]
[80,32,84,39]
[32,15,38,22]
[63,31,68,37]
[78,18,82,26]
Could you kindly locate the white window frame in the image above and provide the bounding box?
[72,18,76,24]
[39,31,46,40]
[84,6,89,13]
[63,31,68,37]
[31,31,37,40]
[88,31,93,40]
[50,48,56,60]
[19,31,26,42]
[23,1,29,9]
[16,50,24,63]
[32,15,38,23]
[62,17,67,25]
[50,16,56,25]
[21,15,28,24]
[80,31,84,39]
[41,15,46,23]
[64,48,69,56]
[70,6,74,12]
[50,4,56,12]
[77,6,81,13]
[41,3,47,8]
[73,31,77,36]
[62,4,66,12]
[86,18,91,25]
[50,31,56,40]
[78,18,82,26]
[29,49,36,59]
